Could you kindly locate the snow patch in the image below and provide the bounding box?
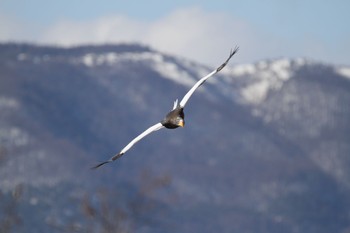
[152,58,195,86]
[17,53,27,61]
[0,97,19,109]
[241,80,270,105]
[30,197,39,205]
[294,57,308,66]
[82,54,94,67]
[232,64,256,76]
[270,58,291,80]
[0,127,29,147]
[81,51,163,67]
[80,51,196,86]
[232,58,299,105]
[336,67,350,80]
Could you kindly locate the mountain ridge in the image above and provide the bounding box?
[0,43,349,233]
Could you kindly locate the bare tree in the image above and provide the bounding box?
[49,171,172,233]
[0,184,23,233]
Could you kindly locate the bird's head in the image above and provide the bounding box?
[176,117,185,127]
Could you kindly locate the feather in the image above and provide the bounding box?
[92,123,164,168]
[179,47,238,108]
[172,99,179,110]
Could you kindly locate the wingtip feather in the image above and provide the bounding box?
[91,153,124,170]
[216,45,239,72]
[91,161,111,169]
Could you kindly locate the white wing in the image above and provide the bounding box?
[179,70,216,108]
[119,123,164,154]
[93,122,164,168]
[179,47,239,108]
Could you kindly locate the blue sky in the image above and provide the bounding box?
[1,0,349,65]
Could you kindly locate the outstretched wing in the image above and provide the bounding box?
[92,122,164,169]
[179,46,239,108]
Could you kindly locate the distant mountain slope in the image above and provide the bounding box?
[0,43,349,233]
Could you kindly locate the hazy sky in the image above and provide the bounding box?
[1,0,349,65]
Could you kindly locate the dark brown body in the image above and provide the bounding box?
[161,107,185,129]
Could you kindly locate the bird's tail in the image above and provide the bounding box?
[172,99,179,110]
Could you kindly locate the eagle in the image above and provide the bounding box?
[93,47,239,169]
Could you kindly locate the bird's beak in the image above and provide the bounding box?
[178,120,185,127]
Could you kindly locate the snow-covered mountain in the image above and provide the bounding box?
[0,43,350,233]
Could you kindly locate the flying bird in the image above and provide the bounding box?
[93,46,239,169]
